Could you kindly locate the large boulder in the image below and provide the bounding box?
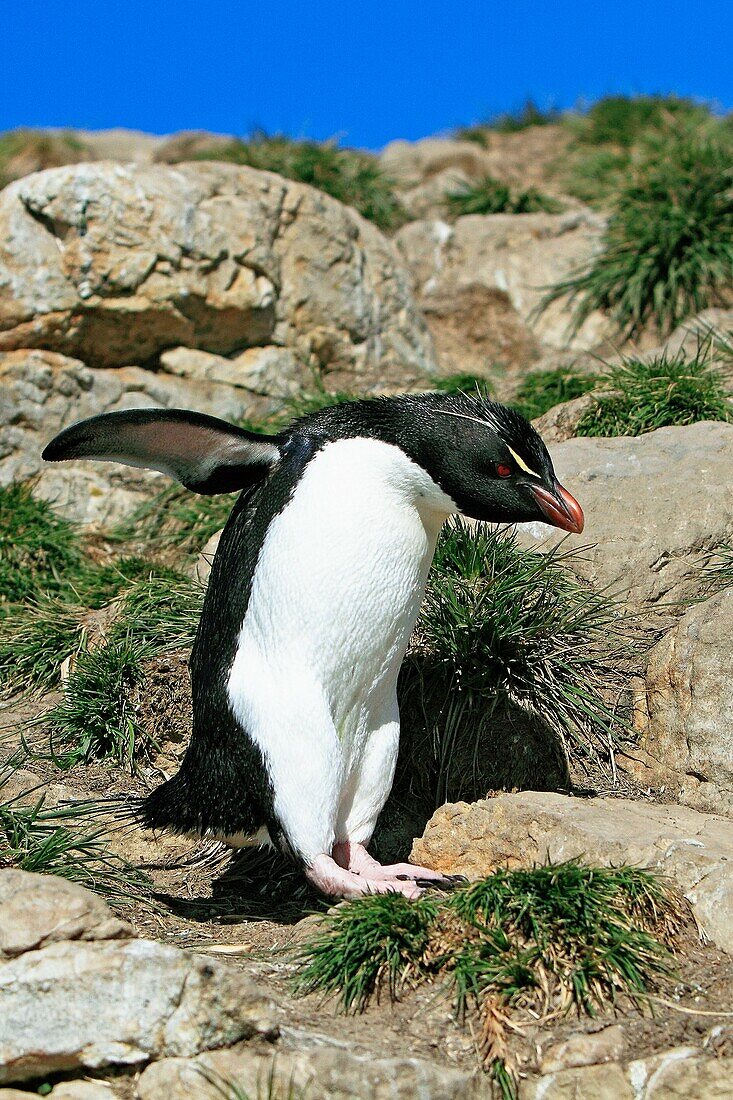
[0,870,277,1085]
[394,209,608,375]
[523,422,733,610]
[411,791,733,952]
[0,161,436,389]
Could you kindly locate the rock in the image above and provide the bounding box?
[531,391,601,443]
[623,589,733,816]
[194,530,223,586]
[626,1048,733,1099]
[45,1083,118,1100]
[0,932,278,1083]
[137,1041,485,1100]
[412,791,733,952]
[539,1025,624,1073]
[394,209,609,367]
[0,162,436,389]
[0,348,267,525]
[159,343,308,398]
[521,1061,633,1099]
[0,870,131,958]
[521,422,733,610]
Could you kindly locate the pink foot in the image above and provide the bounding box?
[332,842,462,886]
[305,853,422,900]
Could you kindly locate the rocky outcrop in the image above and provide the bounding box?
[137,1044,485,1100]
[623,589,733,819]
[412,791,733,952]
[0,347,283,524]
[522,421,733,610]
[0,162,436,389]
[394,209,608,377]
[0,871,278,1085]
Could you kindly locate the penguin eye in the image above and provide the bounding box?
[496,463,512,478]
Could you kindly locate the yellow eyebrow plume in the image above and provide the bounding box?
[508,446,539,478]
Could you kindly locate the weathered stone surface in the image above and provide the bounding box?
[0,936,278,1083]
[522,1047,733,1098]
[0,870,131,958]
[412,791,733,952]
[626,1048,733,1099]
[394,210,608,361]
[531,390,600,442]
[634,590,733,799]
[159,343,308,398]
[521,1061,633,1099]
[137,1041,486,1100]
[539,1025,624,1073]
[0,162,436,388]
[0,348,266,525]
[522,422,733,609]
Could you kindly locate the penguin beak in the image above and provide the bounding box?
[529,481,584,534]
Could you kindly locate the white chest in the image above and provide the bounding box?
[229,438,454,732]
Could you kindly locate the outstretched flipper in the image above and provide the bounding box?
[42,408,281,494]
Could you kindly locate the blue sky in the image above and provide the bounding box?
[3,1,732,149]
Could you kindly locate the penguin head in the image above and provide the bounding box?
[296,391,584,534]
[401,391,584,532]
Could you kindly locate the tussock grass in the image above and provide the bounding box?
[576,346,732,437]
[196,131,404,230]
[200,1067,305,1100]
[112,484,237,558]
[545,138,733,338]
[511,368,599,421]
[0,595,89,695]
[294,860,689,1092]
[45,632,155,767]
[573,94,713,149]
[699,545,733,593]
[43,572,203,767]
[398,523,632,808]
[430,373,493,397]
[0,481,84,604]
[446,176,561,217]
[0,760,150,904]
[457,100,560,145]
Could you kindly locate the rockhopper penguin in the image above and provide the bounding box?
[43,392,584,899]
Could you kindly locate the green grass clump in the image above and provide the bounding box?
[43,571,203,767]
[399,523,630,807]
[457,100,560,145]
[0,595,89,695]
[45,633,154,767]
[0,761,150,904]
[430,373,493,397]
[576,347,732,437]
[196,132,404,230]
[546,138,733,337]
[446,175,561,217]
[511,368,599,421]
[0,481,84,604]
[294,860,688,1091]
[574,94,713,149]
[113,484,237,558]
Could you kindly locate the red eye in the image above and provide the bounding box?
[496,463,512,478]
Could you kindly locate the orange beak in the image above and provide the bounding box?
[529,482,584,534]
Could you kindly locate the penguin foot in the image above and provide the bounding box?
[305,853,422,900]
[332,842,459,889]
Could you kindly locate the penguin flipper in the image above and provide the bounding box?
[42,408,281,494]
